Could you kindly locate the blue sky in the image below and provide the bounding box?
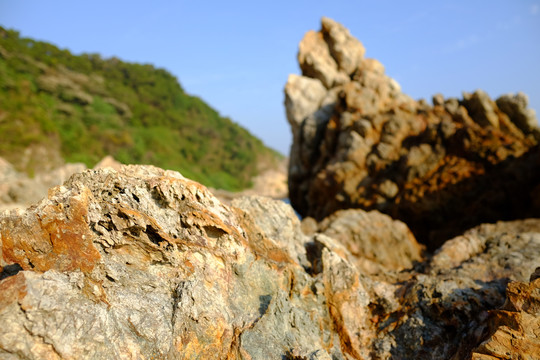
[1,1,539,155]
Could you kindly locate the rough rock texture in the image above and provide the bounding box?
[1,165,539,359]
[0,166,350,359]
[1,155,287,212]
[387,219,540,359]
[285,18,540,249]
[470,269,540,359]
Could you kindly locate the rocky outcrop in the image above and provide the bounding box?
[1,165,539,359]
[285,17,540,249]
[0,155,128,212]
[397,219,540,359]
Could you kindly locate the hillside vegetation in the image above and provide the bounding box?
[0,27,281,191]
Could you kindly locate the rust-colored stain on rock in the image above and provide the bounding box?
[1,188,100,273]
[471,276,540,359]
[0,272,27,309]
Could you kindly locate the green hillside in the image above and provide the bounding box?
[0,27,281,191]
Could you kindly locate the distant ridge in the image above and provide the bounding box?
[0,26,281,191]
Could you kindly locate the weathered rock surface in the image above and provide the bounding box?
[0,165,348,359]
[382,219,540,359]
[285,18,540,249]
[1,165,539,359]
[0,154,288,212]
[470,269,540,359]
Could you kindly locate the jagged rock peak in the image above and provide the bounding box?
[297,17,367,90]
[285,18,540,249]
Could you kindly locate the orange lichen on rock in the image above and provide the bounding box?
[0,186,100,273]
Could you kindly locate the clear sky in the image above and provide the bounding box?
[1,1,539,155]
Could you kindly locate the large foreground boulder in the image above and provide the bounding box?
[1,165,539,359]
[285,18,540,249]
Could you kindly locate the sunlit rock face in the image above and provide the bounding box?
[470,267,540,360]
[285,17,540,249]
[1,164,539,359]
[0,165,344,359]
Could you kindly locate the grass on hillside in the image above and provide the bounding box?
[0,26,282,191]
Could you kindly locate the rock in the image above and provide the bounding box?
[232,195,310,268]
[315,209,424,274]
[321,17,365,75]
[461,90,500,128]
[235,158,288,199]
[93,155,123,170]
[244,166,288,199]
[285,18,540,249]
[284,74,328,136]
[432,93,445,107]
[531,267,540,282]
[0,165,347,359]
[297,31,349,89]
[470,269,540,359]
[1,165,539,359]
[210,158,288,203]
[284,74,339,207]
[371,219,540,359]
[496,92,539,135]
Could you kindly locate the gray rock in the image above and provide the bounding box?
[496,92,539,135]
[284,74,327,137]
[0,166,346,359]
[316,209,423,274]
[461,89,500,128]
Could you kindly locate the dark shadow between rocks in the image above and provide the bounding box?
[258,294,272,316]
[393,145,540,251]
[0,263,23,281]
[304,240,325,275]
